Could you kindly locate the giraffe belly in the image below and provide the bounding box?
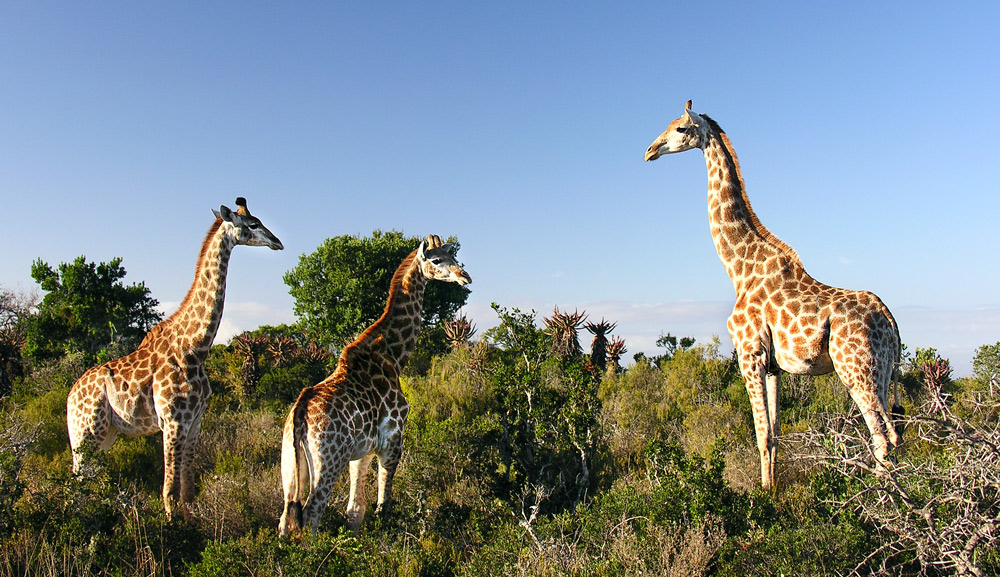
[107,389,161,436]
[774,348,834,376]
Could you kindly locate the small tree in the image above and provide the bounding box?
[655,332,696,364]
[24,256,161,364]
[920,355,953,415]
[443,313,477,350]
[606,336,627,375]
[484,304,601,511]
[543,307,587,360]
[973,342,1000,395]
[584,319,616,371]
[0,288,38,397]
[284,230,470,350]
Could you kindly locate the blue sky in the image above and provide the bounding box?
[2,2,997,375]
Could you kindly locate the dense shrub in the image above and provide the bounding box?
[3,310,998,575]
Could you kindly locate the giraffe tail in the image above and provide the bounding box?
[882,299,906,442]
[279,387,315,535]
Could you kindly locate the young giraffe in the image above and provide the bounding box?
[279,235,471,534]
[645,102,900,489]
[66,198,283,520]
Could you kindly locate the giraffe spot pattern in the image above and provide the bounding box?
[68,208,279,521]
[665,115,902,489]
[280,240,468,535]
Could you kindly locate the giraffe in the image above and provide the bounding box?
[645,102,900,489]
[278,235,471,535]
[66,198,283,520]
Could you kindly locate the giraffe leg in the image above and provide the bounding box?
[346,454,374,531]
[831,333,897,469]
[374,436,404,519]
[732,330,778,490]
[375,458,399,519]
[162,417,195,521]
[765,371,781,485]
[67,374,118,475]
[176,410,205,521]
[161,427,181,522]
[301,445,349,534]
[279,416,310,535]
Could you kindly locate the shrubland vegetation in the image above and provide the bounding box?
[2,232,999,576]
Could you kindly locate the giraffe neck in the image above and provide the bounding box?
[152,219,235,358]
[700,116,801,294]
[348,250,427,377]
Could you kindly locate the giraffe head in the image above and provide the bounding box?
[212,197,284,250]
[644,100,709,161]
[417,235,471,286]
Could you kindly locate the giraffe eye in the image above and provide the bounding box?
[676,126,689,134]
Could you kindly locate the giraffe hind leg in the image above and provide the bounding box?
[835,354,896,469]
[279,436,310,535]
[300,446,351,534]
[67,383,118,476]
[346,454,374,531]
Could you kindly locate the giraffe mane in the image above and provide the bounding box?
[701,114,802,265]
[337,247,420,365]
[138,217,225,348]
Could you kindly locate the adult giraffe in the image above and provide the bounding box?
[645,102,900,489]
[66,198,283,520]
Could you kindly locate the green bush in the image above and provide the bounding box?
[187,529,362,577]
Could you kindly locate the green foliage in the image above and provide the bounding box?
[479,305,603,512]
[204,324,334,407]
[973,341,1000,391]
[654,331,696,363]
[4,288,1000,575]
[284,230,470,350]
[187,529,363,577]
[0,288,36,398]
[24,256,161,365]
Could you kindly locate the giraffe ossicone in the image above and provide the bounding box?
[66,198,283,521]
[278,234,471,535]
[646,102,901,489]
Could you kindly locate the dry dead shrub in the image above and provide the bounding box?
[608,514,726,577]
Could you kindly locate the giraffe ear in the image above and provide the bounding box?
[417,239,428,258]
[217,205,235,223]
[684,108,704,127]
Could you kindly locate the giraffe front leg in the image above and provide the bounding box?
[161,425,183,522]
[346,454,374,532]
[176,410,205,521]
[732,326,778,490]
[375,440,404,520]
[765,371,781,486]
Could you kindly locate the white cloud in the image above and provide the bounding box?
[216,302,297,343]
[156,300,296,345]
[462,298,999,377]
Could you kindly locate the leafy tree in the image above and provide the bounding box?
[24,257,161,364]
[0,288,37,397]
[283,230,470,350]
[205,324,334,405]
[973,341,1000,395]
[584,318,616,371]
[654,332,696,364]
[542,307,587,360]
[484,304,601,511]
